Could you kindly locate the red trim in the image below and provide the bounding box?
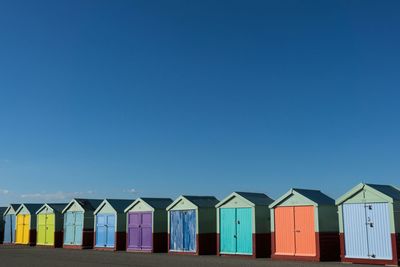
[340,233,399,265]
[271,232,339,261]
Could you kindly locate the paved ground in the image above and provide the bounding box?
[0,246,371,267]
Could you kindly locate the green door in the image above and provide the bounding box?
[220,208,236,253]
[236,208,253,255]
[37,214,46,245]
[45,214,55,245]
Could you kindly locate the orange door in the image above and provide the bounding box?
[294,206,316,256]
[274,207,295,255]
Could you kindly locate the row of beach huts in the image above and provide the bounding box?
[0,183,399,266]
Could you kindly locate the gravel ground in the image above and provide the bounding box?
[0,245,370,267]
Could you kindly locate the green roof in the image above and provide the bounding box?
[104,199,133,213]
[139,198,173,209]
[183,196,219,208]
[366,184,400,200]
[216,192,274,208]
[17,204,44,214]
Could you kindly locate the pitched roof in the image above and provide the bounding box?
[167,195,219,211]
[17,204,44,214]
[124,198,173,213]
[74,198,103,211]
[269,188,335,208]
[103,199,133,213]
[336,183,400,205]
[36,203,68,214]
[3,204,20,215]
[0,207,7,215]
[366,184,400,200]
[139,198,173,209]
[182,196,219,208]
[216,192,274,208]
[10,204,20,211]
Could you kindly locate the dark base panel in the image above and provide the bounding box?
[340,233,399,266]
[29,229,36,246]
[197,233,217,255]
[0,231,3,244]
[54,231,63,248]
[82,229,94,249]
[254,233,271,258]
[319,232,340,261]
[153,232,168,253]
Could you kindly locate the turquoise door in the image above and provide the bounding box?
[236,208,252,254]
[220,208,252,255]
[220,208,236,253]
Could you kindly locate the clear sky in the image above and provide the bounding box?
[0,1,399,205]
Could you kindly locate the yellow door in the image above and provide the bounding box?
[23,215,30,244]
[37,214,46,245]
[16,215,24,244]
[45,214,55,245]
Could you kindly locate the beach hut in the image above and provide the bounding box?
[124,198,173,253]
[336,183,400,266]
[15,204,43,246]
[35,203,67,247]
[167,195,219,255]
[0,207,6,243]
[269,188,339,262]
[62,198,102,249]
[2,204,20,244]
[216,192,273,258]
[93,199,132,251]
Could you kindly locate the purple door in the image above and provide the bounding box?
[128,212,153,251]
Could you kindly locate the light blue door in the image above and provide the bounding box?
[3,215,14,243]
[64,212,84,245]
[106,215,115,248]
[64,212,75,245]
[95,215,106,247]
[343,204,369,259]
[220,208,236,253]
[236,208,252,255]
[366,203,392,260]
[170,211,183,251]
[183,210,196,252]
[74,212,83,245]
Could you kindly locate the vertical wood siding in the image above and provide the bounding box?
[275,207,295,255]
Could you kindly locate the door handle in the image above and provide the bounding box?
[295,230,300,233]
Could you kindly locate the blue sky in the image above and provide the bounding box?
[0,1,400,205]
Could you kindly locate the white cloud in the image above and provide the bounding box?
[0,189,9,195]
[124,188,137,194]
[19,190,96,202]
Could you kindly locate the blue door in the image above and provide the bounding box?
[170,210,196,252]
[343,203,392,260]
[95,215,106,247]
[183,210,196,252]
[3,214,15,243]
[106,215,115,248]
[170,211,183,251]
[366,203,392,260]
[96,214,115,248]
[64,211,84,245]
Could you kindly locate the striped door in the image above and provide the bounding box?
[183,210,196,252]
[366,203,392,260]
[170,211,184,251]
[170,210,196,252]
[294,206,316,256]
[274,207,295,255]
[236,208,252,255]
[220,208,236,253]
